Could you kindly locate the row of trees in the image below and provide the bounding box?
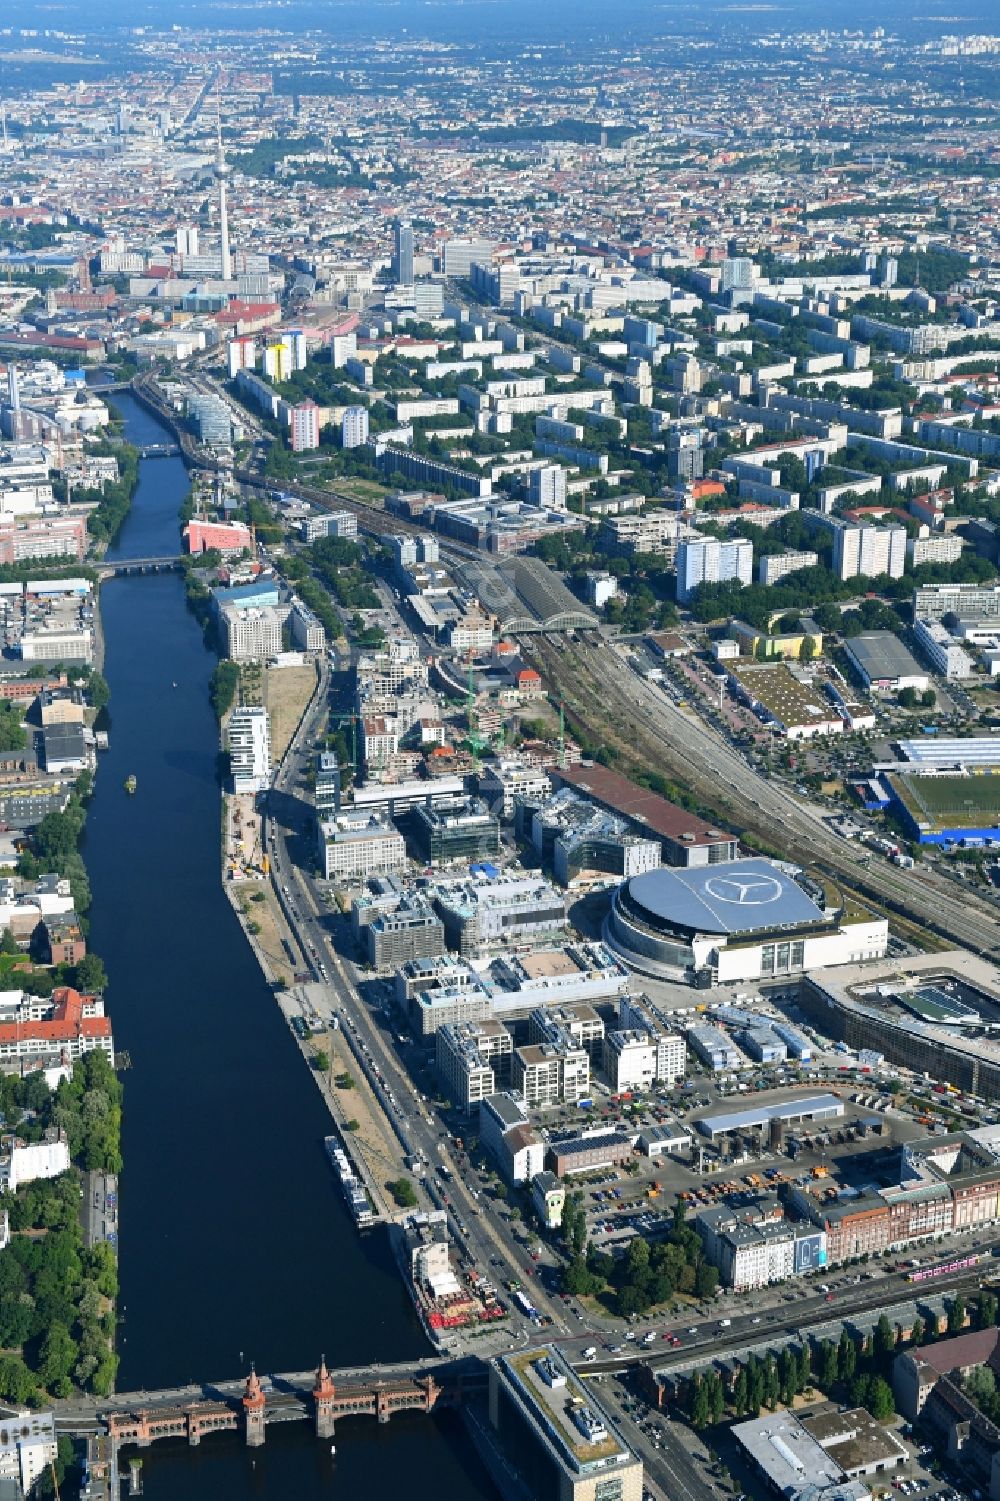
[682,1291,991,1432]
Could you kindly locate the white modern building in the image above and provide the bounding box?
[831,520,906,581]
[342,406,370,449]
[912,618,975,680]
[478,1092,545,1184]
[228,706,271,794]
[676,538,753,603]
[318,812,407,882]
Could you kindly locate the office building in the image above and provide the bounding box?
[551,764,738,867]
[479,1093,545,1184]
[411,801,501,867]
[342,406,370,449]
[315,753,342,819]
[529,1003,604,1064]
[513,1037,589,1108]
[697,1202,795,1290]
[912,618,974,680]
[394,219,415,286]
[184,519,253,555]
[220,605,287,662]
[436,1019,513,1112]
[289,400,320,452]
[300,511,358,543]
[290,599,325,652]
[0,985,113,1072]
[488,1346,643,1501]
[913,583,1000,623]
[0,1406,57,1493]
[433,876,566,958]
[676,538,753,603]
[317,812,407,882]
[603,1030,660,1094]
[618,997,687,1083]
[366,899,445,971]
[228,706,271,794]
[529,786,661,888]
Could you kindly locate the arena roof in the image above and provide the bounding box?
[624,860,824,937]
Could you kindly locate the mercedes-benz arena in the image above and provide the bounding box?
[604,858,888,985]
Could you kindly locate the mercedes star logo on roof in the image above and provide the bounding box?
[704,872,784,906]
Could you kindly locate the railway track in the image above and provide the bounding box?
[524,633,1000,957]
[131,374,484,560]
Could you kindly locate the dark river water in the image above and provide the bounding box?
[82,393,497,1499]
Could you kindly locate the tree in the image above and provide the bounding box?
[949,1296,967,1335]
[909,1316,925,1348]
[0,928,19,956]
[387,1178,417,1208]
[867,1375,896,1421]
[898,686,919,710]
[38,1323,77,1390]
[838,1329,857,1384]
[313,1051,330,1073]
[74,954,107,993]
[0,1356,36,1406]
[921,689,936,709]
[874,1313,897,1372]
[690,1375,710,1429]
[799,635,818,663]
[976,1293,998,1331]
[694,1262,719,1299]
[819,1339,839,1392]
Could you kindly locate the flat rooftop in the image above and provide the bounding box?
[845,632,925,682]
[497,1345,633,1477]
[553,763,734,849]
[734,1412,844,1493]
[518,950,581,979]
[696,1093,844,1139]
[733,663,838,730]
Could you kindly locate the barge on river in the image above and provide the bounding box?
[324,1134,374,1229]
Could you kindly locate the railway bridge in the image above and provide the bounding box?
[97,555,184,576]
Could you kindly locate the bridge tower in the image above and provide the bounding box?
[313,1356,336,1440]
[242,1366,266,1447]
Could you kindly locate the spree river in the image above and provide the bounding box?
[83,394,497,1499]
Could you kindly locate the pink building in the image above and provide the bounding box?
[183,519,254,555]
[290,400,320,453]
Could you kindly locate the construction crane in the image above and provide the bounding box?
[464,660,488,763]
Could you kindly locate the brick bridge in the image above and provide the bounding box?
[58,1356,486,1450]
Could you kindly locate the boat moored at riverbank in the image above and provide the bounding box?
[324,1134,374,1228]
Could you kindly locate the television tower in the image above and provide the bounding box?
[215,94,232,282]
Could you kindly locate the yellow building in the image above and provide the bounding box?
[729,616,823,661]
[263,341,292,383]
